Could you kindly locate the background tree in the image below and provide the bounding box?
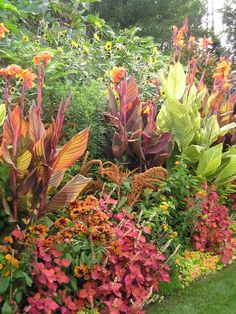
[222,0,236,65]
[92,0,207,49]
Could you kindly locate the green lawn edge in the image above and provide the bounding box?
[147,262,236,314]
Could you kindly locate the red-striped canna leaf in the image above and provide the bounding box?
[46,174,91,212]
[29,103,45,143]
[16,150,32,177]
[1,140,16,168]
[126,78,139,104]
[48,169,66,189]
[53,128,89,171]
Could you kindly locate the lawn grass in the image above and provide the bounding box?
[147,262,236,314]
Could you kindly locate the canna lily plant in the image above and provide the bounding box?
[0,52,90,222]
[104,67,173,171]
[157,61,236,184]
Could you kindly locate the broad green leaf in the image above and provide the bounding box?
[46,174,91,212]
[201,115,220,147]
[53,128,89,170]
[215,155,236,184]
[1,299,12,314]
[183,145,205,163]
[0,103,6,126]
[167,62,186,100]
[0,277,10,294]
[197,144,223,178]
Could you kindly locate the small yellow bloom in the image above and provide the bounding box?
[162,224,169,231]
[161,196,166,201]
[83,45,90,54]
[168,231,178,239]
[143,105,151,114]
[22,35,29,42]
[71,40,79,48]
[0,263,3,270]
[104,41,112,50]
[153,47,159,55]
[3,236,13,244]
[175,161,180,165]
[160,90,166,97]
[95,21,102,28]
[93,33,100,41]
[198,191,207,196]
[175,258,181,266]
[150,56,157,65]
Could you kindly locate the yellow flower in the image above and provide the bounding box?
[168,231,178,239]
[198,191,207,196]
[143,105,151,115]
[95,21,102,29]
[175,258,181,266]
[0,263,3,270]
[175,161,180,165]
[162,224,169,231]
[83,45,90,54]
[160,90,166,97]
[3,236,13,244]
[104,89,109,97]
[161,196,166,201]
[160,202,169,210]
[104,41,112,50]
[22,35,29,42]
[93,33,100,41]
[153,47,159,55]
[71,40,79,48]
[43,33,48,39]
[5,254,19,268]
[150,56,157,65]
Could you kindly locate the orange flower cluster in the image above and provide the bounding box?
[33,51,53,65]
[29,224,49,237]
[0,23,9,39]
[54,217,71,229]
[0,64,36,89]
[74,264,89,278]
[213,57,231,90]
[172,21,187,49]
[111,66,126,84]
[70,195,113,244]
[203,255,219,270]
[200,36,213,49]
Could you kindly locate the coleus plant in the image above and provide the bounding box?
[104,67,173,171]
[0,52,91,221]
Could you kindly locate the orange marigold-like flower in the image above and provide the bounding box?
[54,217,71,229]
[33,51,53,65]
[74,265,89,278]
[3,236,13,244]
[0,23,9,39]
[111,66,126,84]
[29,224,48,237]
[5,254,19,268]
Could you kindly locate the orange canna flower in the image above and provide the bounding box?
[20,69,36,89]
[0,23,9,39]
[200,36,213,49]
[111,66,126,84]
[33,51,53,65]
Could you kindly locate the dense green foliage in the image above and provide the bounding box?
[92,0,207,48]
